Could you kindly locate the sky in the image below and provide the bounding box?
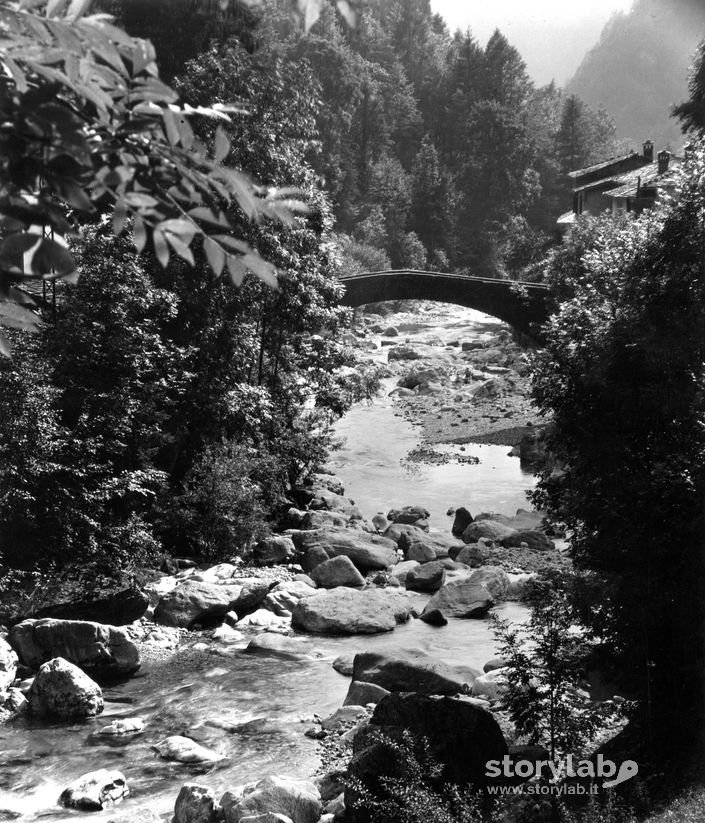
[429,0,635,86]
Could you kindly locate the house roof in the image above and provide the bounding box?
[602,157,681,200]
[567,151,643,179]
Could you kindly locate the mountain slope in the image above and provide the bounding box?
[566,0,705,149]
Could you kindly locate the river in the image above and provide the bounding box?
[0,304,535,821]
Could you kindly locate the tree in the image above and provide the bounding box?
[530,143,705,769]
[493,575,613,760]
[0,0,354,353]
[674,36,705,135]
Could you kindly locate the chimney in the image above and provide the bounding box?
[643,139,654,162]
[658,150,671,174]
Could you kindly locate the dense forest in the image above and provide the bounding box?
[0,0,622,579]
[104,0,619,279]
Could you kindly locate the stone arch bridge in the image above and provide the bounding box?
[339,270,552,339]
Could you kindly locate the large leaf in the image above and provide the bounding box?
[203,237,225,277]
[29,236,76,276]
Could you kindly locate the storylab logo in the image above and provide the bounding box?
[486,754,639,789]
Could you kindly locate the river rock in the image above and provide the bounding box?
[192,563,238,582]
[344,680,390,706]
[9,618,139,679]
[467,566,510,600]
[352,649,476,695]
[310,556,365,589]
[371,514,390,532]
[405,561,446,592]
[471,669,508,701]
[0,637,17,691]
[347,693,507,822]
[296,530,398,573]
[301,545,330,573]
[153,579,271,628]
[483,657,508,673]
[454,544,489,567]
[154,736,224,763]
[397,368,441,389]
[387,345,422,361]
[388,560,419,585]
[59,768,129,811]
[422,579,494,618]
[321,705,368,731]
[382,523,424,545]
[253,536,297,566]
[29,657,103,719]
[308,490,357,515]
[301,510,349,531]
[221,775,321,823]
[96,717,145,736]
[244,634,310,659]
[386,505,430,525]
[419,608,448,626]
[333,654,355,676]
[263,581,316,616]
[398,530,459,563]
[451,507,474,537]
[28,587,149,626]
[291,589,411,635]
[174,783,219,823]
[501,530,555,551]
[462,520,517,544]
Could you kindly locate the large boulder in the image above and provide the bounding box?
[405,562,446,592]
[221,776,321,823]
[422,580,494,619]
[29,657,103,719]
[59,769,128,811]
[153,579,271,628]
[296,530,398,573]
[0,637,17,691]
[174,784,219,823]
[310,556,365,589]
[291,589,411,635]
[9,618,139,679]
[28,587,148,626]
[462,520,517,544]
[253,536,296,566]
[351,650,476,695]
[347,693,507,822]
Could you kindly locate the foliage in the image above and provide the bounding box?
[347,729,487,823]
[0,0,314,354]
[493,574,613,759]
[674,36,705,136]
[530,141,705,756]
[171,440,273,560]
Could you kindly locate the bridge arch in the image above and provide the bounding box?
[339,270,551,339]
